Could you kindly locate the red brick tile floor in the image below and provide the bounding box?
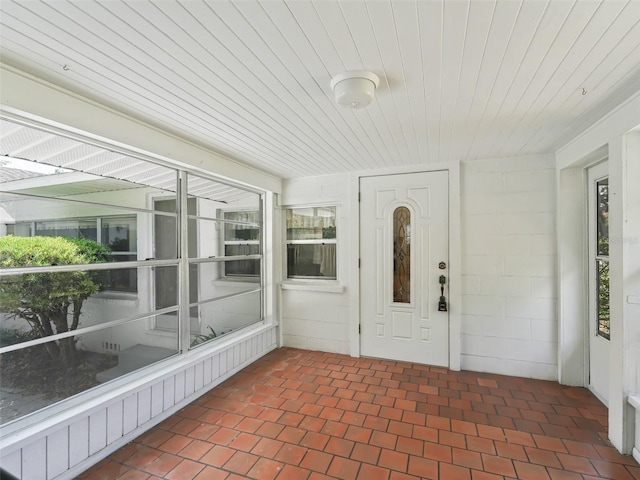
[80,348,640,480]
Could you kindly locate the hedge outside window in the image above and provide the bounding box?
[286,206,336,279]
[8,216,138,292]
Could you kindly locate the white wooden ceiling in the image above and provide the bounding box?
[1,0,639,179]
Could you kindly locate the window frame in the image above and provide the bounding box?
[217,208,262,280]
[285,205,338,281]
[0,115,269,430]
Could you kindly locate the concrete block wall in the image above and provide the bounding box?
[281,289,351,354]
[280,174,354,355]
[460,155,558,380]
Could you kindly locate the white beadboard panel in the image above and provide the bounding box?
[123,395,138,436]
[22,437,46,479]
[46,428,69,479]
[186,365,197,395]
[68,418,89,468]
[174,371,186,404]
[106,402,124,445]
[219,350,228,377]
[201,357,211,386]
[0,326,277,480]
[0,449,21,478]
[150,382,164,419]
[1,1,638,179]
[88,410,107,456]
[210,353,221,381]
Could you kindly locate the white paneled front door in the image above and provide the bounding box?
[360,171,449,366]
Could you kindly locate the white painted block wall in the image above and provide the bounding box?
[281,160,558,380]
[460,156,558,380]
[280,174,355,355]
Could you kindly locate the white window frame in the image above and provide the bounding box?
[285,205,338,281]
[219,208,261,280]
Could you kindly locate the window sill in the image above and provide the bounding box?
[280,281,345,293]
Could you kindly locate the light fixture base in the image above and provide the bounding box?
[330,71,379,109]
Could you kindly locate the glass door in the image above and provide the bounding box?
[588,162,609,404]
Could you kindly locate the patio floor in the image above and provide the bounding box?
[79,347,639,480]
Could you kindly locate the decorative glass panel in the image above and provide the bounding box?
[393,207,410,303]
[597,178,609,256]
[597,259,610,339]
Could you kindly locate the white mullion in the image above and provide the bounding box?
[178,171,191,353]
[96,217,103,245]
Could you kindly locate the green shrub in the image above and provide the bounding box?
[0,236,112,367]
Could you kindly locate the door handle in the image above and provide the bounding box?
[438,274,448,312]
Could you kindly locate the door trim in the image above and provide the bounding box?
[350,164,461,370]
[586,161,609,406]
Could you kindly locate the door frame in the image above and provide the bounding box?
[349,163,461,370]
[586,161,610,405]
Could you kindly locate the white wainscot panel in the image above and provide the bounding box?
[0,326,277,480]
[23,437,46,479]
[47,428,69,479]
[69,417,89,468]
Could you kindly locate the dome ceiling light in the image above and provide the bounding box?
[330,71,380,109]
